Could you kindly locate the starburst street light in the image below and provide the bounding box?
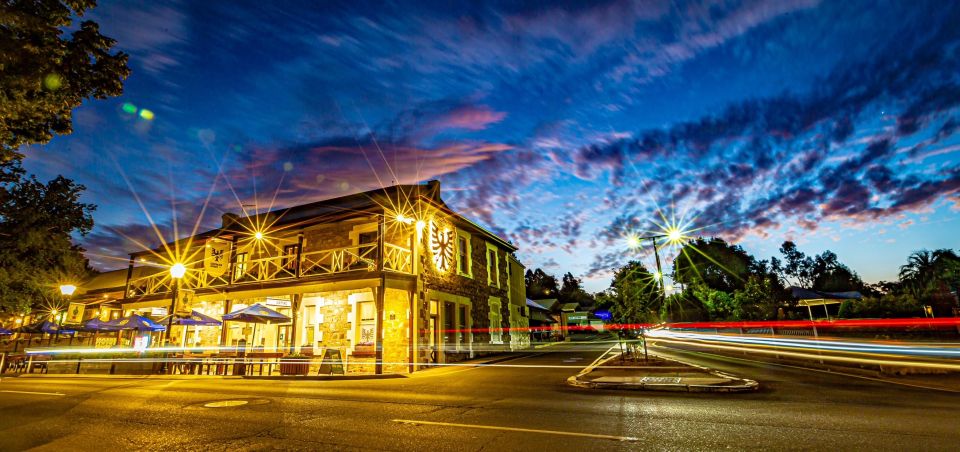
[169,263,186,279]
[667,227,684,245]
[254,231,264,240]
[59,284,77,296]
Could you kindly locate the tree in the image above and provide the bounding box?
[673,237,755,293]
[558,272,595,310]
[525,268,559,299]
[0,158,95,312]
[777,241,863,291]
[899,249,960,298]
[778,241,815,288]
[1,0,130,160]
[605,261,662,325]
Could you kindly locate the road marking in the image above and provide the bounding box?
[392,419,639,442]
[658,346,960,394]
[0,390,66,396]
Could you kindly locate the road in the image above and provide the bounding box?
[1,341,959,451]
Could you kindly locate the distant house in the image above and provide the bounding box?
[526,299,556,341]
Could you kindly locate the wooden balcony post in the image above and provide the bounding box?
[228,236,238,283]
[295,232,304,278]
[123,256,135,297]
[375,214,385,375]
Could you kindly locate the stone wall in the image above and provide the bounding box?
[419,213,517,354]
[382,288,411,374]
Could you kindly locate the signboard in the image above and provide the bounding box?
[204,239,231,278]
[594,310,612,321]
[318,348,345,375]
[175,288,195,317]
[66,302,85,324]
[567,313,588,322]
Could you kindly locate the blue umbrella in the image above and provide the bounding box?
[159,310,222,326]
[79,317,118,332]
[18,320,76,335]
[103,314,166,332]
[222,304,291,324]
[0,327,13,335]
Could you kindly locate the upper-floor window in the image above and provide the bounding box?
[234,252,249,280]
[282,244,300,271]
[456,230,472,277]
[486,244,500,287]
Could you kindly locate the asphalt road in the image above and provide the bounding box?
[1,341,959,451]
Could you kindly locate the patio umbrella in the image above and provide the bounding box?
[222,304,291,324]
[223,304,291,351]
[103,314,166,331]
[0,327,13,335]
[18,320,76,335]
[158,310,223,347]
[78,318,118,332]
[158,310,222,326]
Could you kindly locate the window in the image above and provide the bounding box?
[355,301,376,355]
[456,230,472,277]
[485,244,500,287]
[282,244,300,272]
[488,297,502,344]
[233,252,248,280]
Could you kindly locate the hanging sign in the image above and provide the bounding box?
[66,302,85,324]
[175,289,195,317]
[204,239,231,278]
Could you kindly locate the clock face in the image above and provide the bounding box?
[430,221,455,272]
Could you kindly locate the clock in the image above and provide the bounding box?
[430,221,455,272]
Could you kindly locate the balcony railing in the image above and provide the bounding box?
[126,241,413,297]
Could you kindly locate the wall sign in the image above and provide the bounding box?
[204,239,231,278]
[430,220,454,272]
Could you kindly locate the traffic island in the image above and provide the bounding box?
[568,351,758,393]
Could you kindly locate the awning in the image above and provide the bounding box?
[77,318,118,332]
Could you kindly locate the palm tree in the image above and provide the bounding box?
[899,249,960,298]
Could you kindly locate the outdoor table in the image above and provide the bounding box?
[245,352,284,375]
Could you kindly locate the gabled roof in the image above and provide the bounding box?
[131,180,516,257]
[526,299,549,311]
[531,298,559,311]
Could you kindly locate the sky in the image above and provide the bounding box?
[24,0,960,292]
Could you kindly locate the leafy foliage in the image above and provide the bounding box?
[1,0,130,160]
[0,158,95,312]
[775,241,864,292]
[524,268,558,299]
[673,237,754,292]
[603,261,662,324]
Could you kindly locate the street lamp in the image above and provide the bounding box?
[55,284,76,343]
[165,263,186,345]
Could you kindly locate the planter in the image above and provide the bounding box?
[280,357,311,376]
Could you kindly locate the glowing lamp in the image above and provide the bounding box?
[254,231,264,240]
[169,263,186,279]
[415,220,426,231]
[667,228,683,244]
[653,271,662,280]
[59,284,77,296]
[626,235,641,249]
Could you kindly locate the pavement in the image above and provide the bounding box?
[2,341,960,450]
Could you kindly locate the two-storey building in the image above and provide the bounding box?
[117,181,528,373]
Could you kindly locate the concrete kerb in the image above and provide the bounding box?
[3,372,408,381]
[567,350,759,393]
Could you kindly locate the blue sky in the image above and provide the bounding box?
[25,0,960,291]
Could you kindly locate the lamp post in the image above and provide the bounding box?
[56,284,77,344]
[166,263,186,346]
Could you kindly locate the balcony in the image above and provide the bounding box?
[126,241,413,297]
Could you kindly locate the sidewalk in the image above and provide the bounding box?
[568,349,758,393]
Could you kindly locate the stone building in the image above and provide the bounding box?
[114,181,528,373]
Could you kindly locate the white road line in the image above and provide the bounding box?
[392,419,639,442]
[0,390,66,396]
